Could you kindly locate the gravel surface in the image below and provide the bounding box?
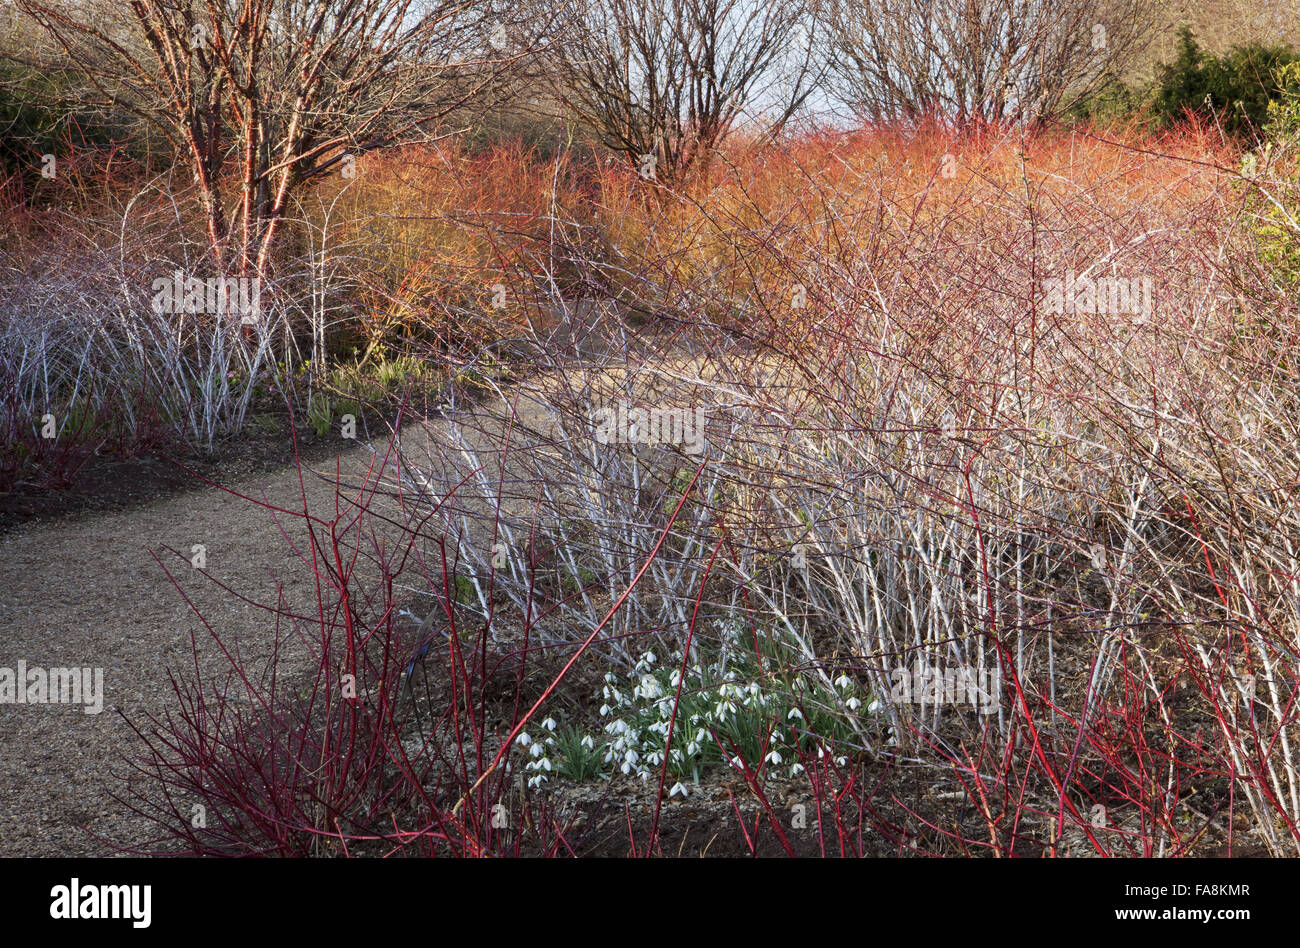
[0,441,369,856]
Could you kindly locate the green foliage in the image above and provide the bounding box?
[1079,29,1300,138]
[453,574,477,607]
[327,350,435,407]
[249,413,283,435]
[550,725,604,781]
[1066,81,1151,125]
[558,563,598,597]
[1153,28,1299,137]
[1252,62,1300,286]
[307,394,332,437]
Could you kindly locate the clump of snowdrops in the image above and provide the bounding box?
[516,621,877,796]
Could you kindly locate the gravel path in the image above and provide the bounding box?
[0,385,583,856]
[0,441,373,856]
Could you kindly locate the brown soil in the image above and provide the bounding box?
[0,412,344,535]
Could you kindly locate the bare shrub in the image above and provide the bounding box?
[823,0,1156,126]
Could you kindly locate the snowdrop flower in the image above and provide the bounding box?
[790,763,805,777]
[530,742,545,758]
[766,749,783,766]
[669,782,688,798]
[834,673,852,691]
[867,699,881,713]
[845,696,862,711]
[541,716,557,732]
[580,734,595,750]
[517,732,532,748]
[788,707,804,721]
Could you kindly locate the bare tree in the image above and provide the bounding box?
[545,0,817,181]
[824,0,1155,127]
[15,0,529,275]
